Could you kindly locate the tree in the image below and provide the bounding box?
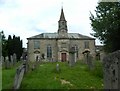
[7,35,13,61]
[7,35,23,61]
[90,2,120,53]
[1,31,8,58]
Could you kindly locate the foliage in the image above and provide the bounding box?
[90,2,120,52]
[1,32,23,61]
[1,31,8,57]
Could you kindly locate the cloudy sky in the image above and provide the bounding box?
[0,0,101,48]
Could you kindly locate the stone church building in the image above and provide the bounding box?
[27,8,95,62]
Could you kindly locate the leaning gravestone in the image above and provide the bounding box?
[13,53,17,65]
[103,50,120,89]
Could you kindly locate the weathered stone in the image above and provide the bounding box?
[1,56,4,66]
[56,63,60,72]
[69,47,76,67]
[5,56,10,69]
[10,55,13,66]
[103,50,120,89]
[13,64,25,89]
[13,53,17,65]
[82,50,94,70]
[87,54,94,70]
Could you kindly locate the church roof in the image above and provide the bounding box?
[27,33,95,40]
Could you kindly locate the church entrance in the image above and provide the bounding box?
[61,53,66,62]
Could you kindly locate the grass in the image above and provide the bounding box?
[20,60,103,89]
[2,61,23,89]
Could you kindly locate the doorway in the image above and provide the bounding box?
[61,53,66,62]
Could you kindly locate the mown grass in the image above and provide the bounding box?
[2,61,22,89]
[20,60,103,89]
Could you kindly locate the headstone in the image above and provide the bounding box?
[69,47,76,67]
[13,64,25,89]
[10,55,13,66]
[20,56,23,61]
[87,54,94,70]
[1,56,4,66]
[56,63,59,72]
[103,50,120,89]
[82,50,94,70]
[5,56,10,69]
[13,53,17,65]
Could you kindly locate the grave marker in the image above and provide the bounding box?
[10,55,13,66]
[56,63,60,72]
[103,50,120,89]
[82,49,94,70]
[13,53,17,65]
[5,56,10,69]
[69,47,76,67]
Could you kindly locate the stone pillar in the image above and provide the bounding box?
[69,47,76,67]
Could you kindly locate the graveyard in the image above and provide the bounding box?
[2,60,103,89]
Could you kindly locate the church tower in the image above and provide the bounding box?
[58,7,68,38]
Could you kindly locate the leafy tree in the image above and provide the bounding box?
[90,2,120,53]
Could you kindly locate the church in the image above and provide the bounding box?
[27,8,96,62]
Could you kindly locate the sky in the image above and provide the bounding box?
[0,0,101,48]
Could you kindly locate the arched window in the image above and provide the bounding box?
[47,44,52,58]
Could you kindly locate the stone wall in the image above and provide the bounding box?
[103,50,120,89]
[27,38,95,62]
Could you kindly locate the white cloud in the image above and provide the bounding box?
[0,0,101,47]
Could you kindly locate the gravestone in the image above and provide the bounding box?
[103,50,120,89]
[13,64,25,89]
[20,56,23,61]
[56,63,60,72]
[69,47,76,67]
[1,56,4,67]
[10,55,13,66]
[82,50,94,70]
[13,53,17,65]
[5,56,10,69]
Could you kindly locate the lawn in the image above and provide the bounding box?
[2,61,22,89]
[20,60,103,89]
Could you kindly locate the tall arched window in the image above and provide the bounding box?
[47,44,52,58]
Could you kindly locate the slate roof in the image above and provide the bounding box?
[27,33,95,40]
